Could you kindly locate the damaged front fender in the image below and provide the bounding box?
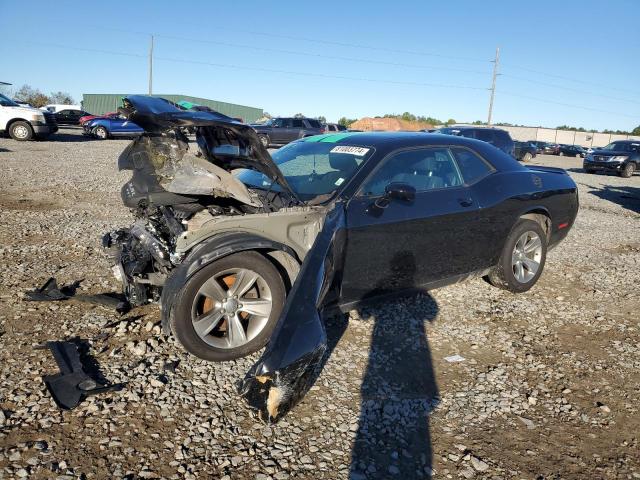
[239,202,346,422]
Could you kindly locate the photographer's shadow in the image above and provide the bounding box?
[349,251,439,479]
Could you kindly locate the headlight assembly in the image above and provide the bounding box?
[609,156,628,162]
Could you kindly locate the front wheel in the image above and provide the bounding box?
[558,151,564,156]
[487,219,547,293]
[171,251,286,361]
[620,163,635,178]
[9,121,33,141]
[93,126,109,139]
[522,152,532,163]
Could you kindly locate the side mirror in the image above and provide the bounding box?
[384,182,416,202]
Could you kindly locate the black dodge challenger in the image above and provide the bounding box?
[106,96,579,421]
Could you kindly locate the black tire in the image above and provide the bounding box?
[258,134,269,148]
[487,219,547,293]
[93,126,109,140]
[522,152,532,163]
[9,121,33,141]
[558,151,564,156]
[171,251,286,362]
[585,168,596,174]
[620,163,635,178]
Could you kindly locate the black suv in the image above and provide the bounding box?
[251,117,325,147]
[513,141,537,162]
[583,140,639,177]
[435,126,515,157]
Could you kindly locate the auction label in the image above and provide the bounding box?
[330,146,370,156]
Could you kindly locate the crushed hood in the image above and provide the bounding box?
[119,95,298,202]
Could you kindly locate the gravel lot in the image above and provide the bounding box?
[1,128,639,479]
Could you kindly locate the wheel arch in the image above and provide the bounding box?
[160,233,300,333]
[519,208,552,242]
[6,117,31,131]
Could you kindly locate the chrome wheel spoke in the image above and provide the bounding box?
[514,261,525,282]
[239,298,272,317]
[227,314,247,347]
[229,270,259,297]
[193,310,224,337]
[524,236,542,254]
[199,278,227,301]
[522,257,539,274]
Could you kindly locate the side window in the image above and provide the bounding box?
[360,148,464,197]
[282,118,293,128]
[292,119,304,128]
[451,147,494,184]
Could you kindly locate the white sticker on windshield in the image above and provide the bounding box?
[335,177,345,186]
[330,146,370,156]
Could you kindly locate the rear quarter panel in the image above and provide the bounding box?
[471,168,578,265]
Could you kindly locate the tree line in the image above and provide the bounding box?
[10,84,75,108]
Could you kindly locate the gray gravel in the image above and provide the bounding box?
[0,129,639,479]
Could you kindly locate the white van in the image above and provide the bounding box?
[1,93,58,140]
[41,104,82,113]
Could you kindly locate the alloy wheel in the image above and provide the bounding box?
[511,231,543,283]
[190,268,273,349]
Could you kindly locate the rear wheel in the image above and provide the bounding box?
[93,126,108,139]
[522,152,532,162]
[620,163,635,178]
[171,251,286,361]
[9,121,33,141]
[487,219,547,293]
[559,151,564,156]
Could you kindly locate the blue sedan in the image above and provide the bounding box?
[83,114,143,139]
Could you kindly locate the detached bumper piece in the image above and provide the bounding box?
[41,341,123,410]
[26,277,130,314]
[239,204,346,422]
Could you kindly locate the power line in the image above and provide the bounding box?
[499,91,640,119]
[501,73,640,105]
[154,55,489,91]
[501,62,640,97]
[86,23,490,63]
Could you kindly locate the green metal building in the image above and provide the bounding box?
[82,94,263,123]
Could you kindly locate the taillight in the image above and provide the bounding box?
[320,128,326,134]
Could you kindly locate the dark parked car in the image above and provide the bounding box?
[558,144,587,157]
[54,109,91,125]
[324,123,347,133]
[583,140,639,177]
[435,126,515,157]
[83,114,144,139]
[530,141,560,155]
[514,141,537,162]
[251,117,325,147]
[104,95,579,421]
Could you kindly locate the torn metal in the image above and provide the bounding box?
[40,341,123,410]
[239,203,346,422]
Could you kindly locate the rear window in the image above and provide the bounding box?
[292,119,304,128]
[306,119,322,128]
[451,147,494,184]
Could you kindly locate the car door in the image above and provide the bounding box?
[270,118,288,144]
[339,146,482,304]
[289,118,305,142]
[56,109,72,124]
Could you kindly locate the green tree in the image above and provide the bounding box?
[316,115,327,123]
[49,91,75,104]
[445,118,456,125]
[293,113,305,118]
[14,84,49,107]
[338,117,357,127]
[631,125,640,135]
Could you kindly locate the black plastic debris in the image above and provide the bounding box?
[40,340,124,410]
[26,277,130,314]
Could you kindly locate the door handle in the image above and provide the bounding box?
[458,198,473,207]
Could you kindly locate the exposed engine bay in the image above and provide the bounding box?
[103,96,325,309]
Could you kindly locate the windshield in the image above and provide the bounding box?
[601,142,632,152]
[235,141,373,201]
[0,93,20,107]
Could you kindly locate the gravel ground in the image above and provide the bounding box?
[0,129,639,479]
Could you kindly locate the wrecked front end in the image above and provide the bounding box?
[239,204,346,422]
[103,95,302,309]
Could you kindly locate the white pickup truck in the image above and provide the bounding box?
[0,93,58,140]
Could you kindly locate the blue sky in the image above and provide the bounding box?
[1,0,638,131]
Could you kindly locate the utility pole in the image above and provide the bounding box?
[148,35,154,95]
[487,47,500,126]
